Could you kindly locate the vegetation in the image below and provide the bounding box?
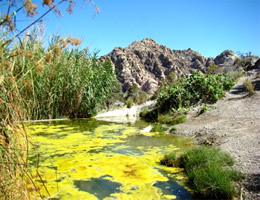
[243,78,255,96]
[228,69,245,80]
[141,71,235,123]
[126,97,134,108]
[234,51,259,71]
[157,72,235,113]
[206,62,222,74]
[160,147,243,199]
[126,83,148,105]
[197,104,216,116]
[0,1,107,198]
[1,35,117,120]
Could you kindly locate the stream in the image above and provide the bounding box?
[26,119,193,200]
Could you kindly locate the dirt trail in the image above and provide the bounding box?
[174,70,260,200]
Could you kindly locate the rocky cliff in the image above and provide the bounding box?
[101,38,238,94]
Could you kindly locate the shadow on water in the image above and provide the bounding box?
[74,176,122,199]
[153,180,192,200]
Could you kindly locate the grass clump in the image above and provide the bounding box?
[158,113,187,125]
[160,152,179,167]
[243,78,255,96]
[160,146,243,199]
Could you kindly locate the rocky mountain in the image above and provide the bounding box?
[101,38,238,94]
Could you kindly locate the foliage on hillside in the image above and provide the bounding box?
[141,71,235,123]
[157,71,235,113]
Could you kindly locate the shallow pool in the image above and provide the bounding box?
[26,119,193,200]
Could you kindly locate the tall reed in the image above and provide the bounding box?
[0,32,117,198]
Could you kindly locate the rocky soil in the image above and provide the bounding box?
[174,70,260,200]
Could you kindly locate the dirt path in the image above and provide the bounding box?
[174,70,260,200]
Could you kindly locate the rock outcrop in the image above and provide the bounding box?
[101,38,238,94]
[214,50,238,67]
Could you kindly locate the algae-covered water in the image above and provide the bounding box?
[26,119,193,200]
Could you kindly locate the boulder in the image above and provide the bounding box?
[214,50,238,67]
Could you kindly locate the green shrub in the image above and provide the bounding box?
[161,146,243,199]
[126,98,134,108]
[197,104,216,116]
[139,108,158,122]
[243,79,255,95]
[151,124,168,133]
[126,83,149,105]
[158,113,186,125]
[206,63,222,74]
[160,152,179,167]
[157,72,235,114]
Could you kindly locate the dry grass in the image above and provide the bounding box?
[243,79,255,95]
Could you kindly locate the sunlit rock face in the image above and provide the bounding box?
[214,50,238,67]
[101,38,211,94]
[26,119,193,199]
[101,38,240,95]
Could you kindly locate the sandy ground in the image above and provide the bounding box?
[174,70,260,200]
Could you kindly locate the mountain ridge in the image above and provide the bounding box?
[101,38,238,94]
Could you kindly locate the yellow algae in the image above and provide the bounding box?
[139,131,161,137]
[163,194,177,199]
[26,119,192,199]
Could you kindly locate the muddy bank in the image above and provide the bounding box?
[174,70,260,200]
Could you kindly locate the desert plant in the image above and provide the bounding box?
[243,79,255,95]
[228,69,245,80]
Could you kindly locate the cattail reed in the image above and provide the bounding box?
[54,43,61,55]
[45,51,53,63]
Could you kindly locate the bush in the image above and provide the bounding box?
[161,146,243,199]
[243,79,255,95]
[197,104,216,116]
[126,83,149,105]
[158,113,187,125]
[157,72,235,114]
[139,108,158,122]
[206,63,222,74]
[160,152,179,167]
[126,98,134,108]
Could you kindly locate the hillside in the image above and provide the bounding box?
[174,70,260,200]
[101,38,238,94]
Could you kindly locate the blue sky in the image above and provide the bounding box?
[1,0,260,57]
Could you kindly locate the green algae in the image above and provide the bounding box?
[26,119,193,199]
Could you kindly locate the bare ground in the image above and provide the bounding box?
[174,70,260,200]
